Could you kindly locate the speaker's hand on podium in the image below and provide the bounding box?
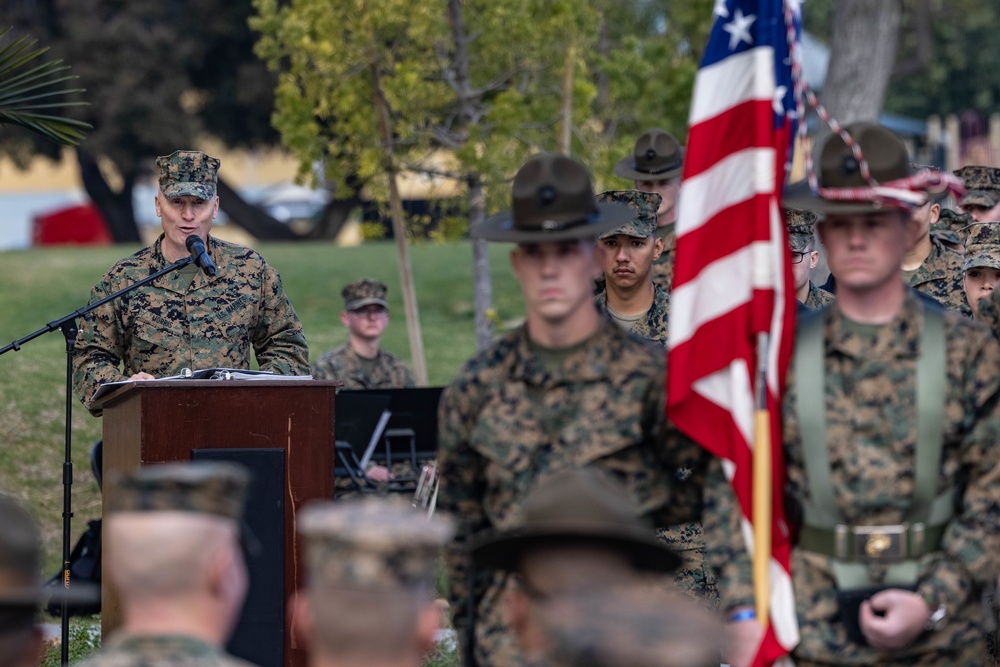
[365,465,393,483]
[128,372,156,381]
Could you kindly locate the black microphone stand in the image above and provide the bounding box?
[0,255,194,666]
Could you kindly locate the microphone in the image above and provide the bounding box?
[185,235,217,276]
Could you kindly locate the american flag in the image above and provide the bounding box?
[667,0,801,664]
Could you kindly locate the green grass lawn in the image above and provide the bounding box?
[0,239,525,576]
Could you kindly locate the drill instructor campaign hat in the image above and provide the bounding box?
[614,129,685,182]
[470,468,681,574]
[472,154,634,243]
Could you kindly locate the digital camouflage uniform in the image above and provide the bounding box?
[75,635,258,667]
[931,208,970,250]
[906,235,972,317]
[704,290,1000,665]
[311,344,414,389]
[804,281,835,310]
[72,235,309,414]
[438,318,708,667]
[595,284,670,346]
[650,223,676,293]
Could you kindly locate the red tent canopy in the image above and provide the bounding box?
[33,203,112,246]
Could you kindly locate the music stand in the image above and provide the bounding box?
[333,392,392,489]
[339,387,444,473]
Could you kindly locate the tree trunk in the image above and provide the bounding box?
[447,0,494,351]
[76,149,141,243]
[371,61,428,386]
[815,0,902,147]
[468,176,493,351]
[559,44,575,155]
[216,178,298,241]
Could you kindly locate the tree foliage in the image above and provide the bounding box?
[252,0,712,213]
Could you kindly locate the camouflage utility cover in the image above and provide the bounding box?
[311,343,414,389]
[342,279,389,311]
[156,150,220,200]
[108,462,250,520]
[437,317,708,667]
[299,497,453,591]
[75,634,256,667]
[786,208,818,252]
[704,291,1000,664]
[961,222,1000,272]
[954,165,1000,209]
[73,235,310,415]
[595,190,660,239]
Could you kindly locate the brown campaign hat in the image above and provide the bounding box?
[470,468,680,573]
[614,129,685,181]
[473,154,634,243]
[783,123,914,214]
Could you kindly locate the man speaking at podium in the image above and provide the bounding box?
[72,150,310,416]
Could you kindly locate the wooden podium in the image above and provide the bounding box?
[95,379,340,667]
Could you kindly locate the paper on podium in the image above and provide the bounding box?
[89,367,313,403]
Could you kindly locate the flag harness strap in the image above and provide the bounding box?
[794,302,952,589]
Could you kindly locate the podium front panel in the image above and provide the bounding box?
[100,380,338,667]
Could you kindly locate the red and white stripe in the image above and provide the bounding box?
[666,12,799,667]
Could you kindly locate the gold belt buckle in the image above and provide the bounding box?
[851,524,908,562]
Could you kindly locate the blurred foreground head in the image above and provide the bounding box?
[294,497,454,667]
[105,461,252,644]
[539,585,722,667]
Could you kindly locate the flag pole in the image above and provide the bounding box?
[753,331,772,628]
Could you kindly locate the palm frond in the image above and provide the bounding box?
[0,26,91,146]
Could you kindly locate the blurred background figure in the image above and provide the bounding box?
[0,493,50,667]
[614,129,685,294]
[960,222,1000,318]
[786,208,834,310]
[292,497,453,667]
[471,468,699,666]
[77,462,256,667]
[312,279,414,389]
